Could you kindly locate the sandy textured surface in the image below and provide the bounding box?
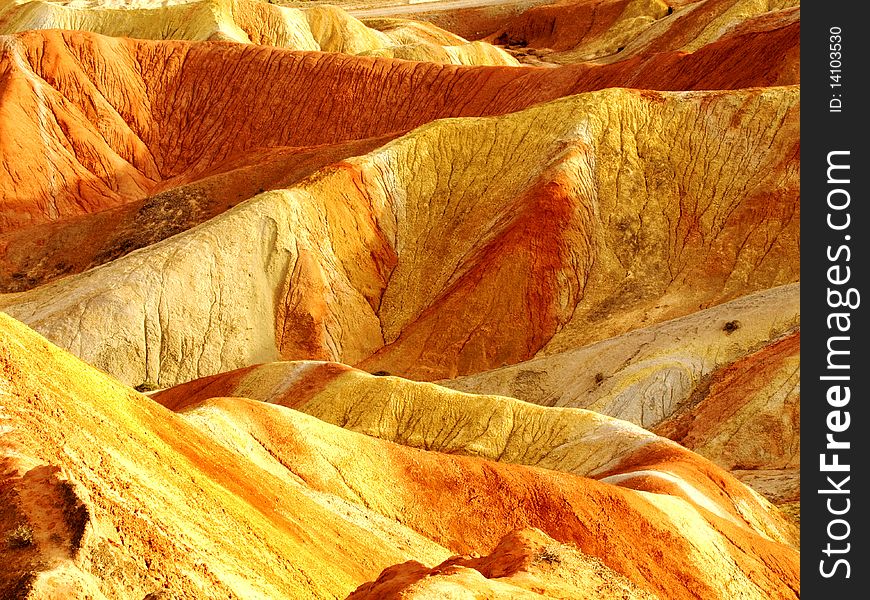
[0,1,802,597]
[2,313,799,599]
[2,85,798,388]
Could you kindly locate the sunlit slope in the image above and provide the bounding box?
[359,39,519,64]
[0,0,519,64]
[2,86,798,386]
[1,28,797,232]
[183,397,800,600]
[654,327,800,503]
[657,330,800,471]
[0,135,396,291]
[490,0,674,59]
[348,528,658,599]
[154,359,798,548]
[602,0,800,58]
[1,313,799,599]
[446,284,798,426]
[0,311,451,599]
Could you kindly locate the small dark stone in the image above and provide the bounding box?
[723,320,740,334]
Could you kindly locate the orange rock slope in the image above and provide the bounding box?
[444,282,801,513]
[0,15,797,234]
[2,84,799,388]
[490,0,675,57]
[152,357,799,543]
[0,1,801,598]
[655,330,800,504]
[1,313,798,599]
[0,134,395,291]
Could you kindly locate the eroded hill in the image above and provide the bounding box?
[2,85,798,389]
[446,283,800,507]
[0,0,520,65]
[0,21,797,233]
[1,313,799,599]
[0,1,802,597]
[488,0,799,65]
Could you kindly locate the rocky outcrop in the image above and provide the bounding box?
[654,329,800,504]
[490,0,673,59]
[0,2,802,598]
[445,284,799,425]
[604,0,800,58]
[0,313,450,599]
[348,528,659,599]
[0,135,395,291]
[446,283,800,506]
[655,329,800,471]
[153,358,799,548]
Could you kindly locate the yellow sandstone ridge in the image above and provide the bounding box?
[154,358,799,547]
[0,312,450,599]
[446,283,798,426]
[489,0,800,66]
[0,2,803,598]
[347,528,659,599]
[1,86,799,387]
[1,313,799,599]
[446,282,801,508]
[0,0,520,65]
[615,0,801,57]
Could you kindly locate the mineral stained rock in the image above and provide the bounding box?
[1,313,798,599]
[446,283,801,507]
[2,86,798,388]
[0,0,520,65]
[0,1,802,597]
[489,0,799,66]
[1,22,795,232]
